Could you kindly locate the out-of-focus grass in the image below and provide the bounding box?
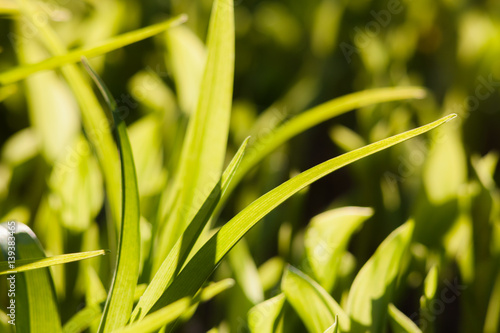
[0,0,499,332]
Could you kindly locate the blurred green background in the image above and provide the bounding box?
[1,0,500,332]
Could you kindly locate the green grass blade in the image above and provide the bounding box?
[0,15,187,85]
[388,304,422,333]
[0,249,108,275]
[346,221,415,333]
[248,293,285,333]
[305,206,373,292]
[282,266,349,332]
[0,222,62,332]
[131,137,248,322]
[81,59,141,333]
[153,0,235,273]
[147,114,456,316]
[223,87,427,201]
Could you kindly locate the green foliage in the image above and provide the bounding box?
[1,0,498,332]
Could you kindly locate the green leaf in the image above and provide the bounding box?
[223,87,427,201]
[248,293,285,333]
[282,266,350,332]
[81,59,141,333]
[305,206,373,292]
[154,0,235,273]
[0,15,187,85]
[131,137,248,322]
[388,304,422,333]
[147,114,456,318]
[0,249,108,275]
[346,221,415,333]
[0,222,62,332]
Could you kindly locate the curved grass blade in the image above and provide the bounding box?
[0,249,108,275]
[131,137,248,322]
[0,222,62,332]
[81,59,141,333]
[222,87,427,202]
[388,304,422,333]
[282,266,349,332]
[153,0,235,274]
[0,15,187,85]
[346,221,415,333]
[147,114,456,316]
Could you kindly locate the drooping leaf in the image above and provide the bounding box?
[282,266,350,332]
[346,221,415,333]
[81,59,141,333]
[147,115,455,318]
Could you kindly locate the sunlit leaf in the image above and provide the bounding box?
[81,59,141,333]
[153,0,235,274]
[146,115,455,318]
[0,15,187,85]
[0,249,108,275]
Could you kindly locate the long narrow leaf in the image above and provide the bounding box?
[131,137,248,322]
[222,87,427,201]
[81,59,141,333]
[153,0,235,273]
[0,249,108,275]
[147,114,456,315]
[0,15,187,85]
